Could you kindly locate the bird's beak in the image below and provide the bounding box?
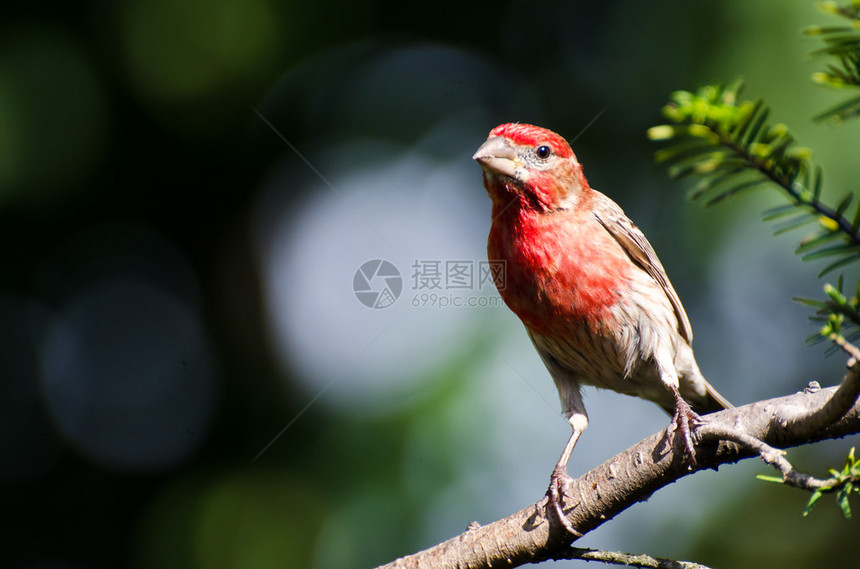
[473,136,518,179]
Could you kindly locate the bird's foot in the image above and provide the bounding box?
[669,395,705,465]
[545,465,582,537]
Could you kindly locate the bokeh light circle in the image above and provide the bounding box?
[41,278,217,472]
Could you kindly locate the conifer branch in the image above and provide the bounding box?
[805,1,860,122]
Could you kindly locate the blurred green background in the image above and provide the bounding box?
[2,0,859,567]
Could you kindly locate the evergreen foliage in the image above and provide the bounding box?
[648,0,860,516]
[806,0,860,123]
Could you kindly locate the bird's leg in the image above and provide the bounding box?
[545,413,586,537]
[668,385,704,465]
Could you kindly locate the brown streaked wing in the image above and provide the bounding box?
[590,191,694,345]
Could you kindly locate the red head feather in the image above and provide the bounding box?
[488,123,575,159]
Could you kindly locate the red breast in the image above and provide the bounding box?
[487,186,631,337]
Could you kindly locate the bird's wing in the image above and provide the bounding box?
[591,191,694,344]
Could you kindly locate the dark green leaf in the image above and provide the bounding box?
[762,203,802,221]
[851,201,860,231]
[689,168,749,201]
[806,25,855,35]
[806,332,828,345]
[770,136,795,159]
[836,193,855,217]
[813,166,823,202]
[733,99,763,142]
[814,94,860,123]
[785,161,802,185]
[803,490,824,516]
[744,106,770,146]
[654,142,717,167]
[818,254,860,277]
[668,162,707,179]
[705,179,765,207]
[772,214,818,235]
[669,157,748,180]
[795,231,845,254]
[819,37,860,52]
[802,242,859,261]
[792,296,828,308]
[837,487,853,519]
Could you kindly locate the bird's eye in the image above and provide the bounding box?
[535,145,552,159]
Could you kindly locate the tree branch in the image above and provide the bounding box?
[374,385,860,569]
[775,351,860,437]
[550,546,712,568]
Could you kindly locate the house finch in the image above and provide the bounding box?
[473,123,731,531]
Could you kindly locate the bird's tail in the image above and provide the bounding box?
[659,374,733,416]
[693,377,733,414]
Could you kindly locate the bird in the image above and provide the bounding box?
[472,122,731,531]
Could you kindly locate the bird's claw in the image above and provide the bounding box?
[546,466,582,537]
[669,397,704,465]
